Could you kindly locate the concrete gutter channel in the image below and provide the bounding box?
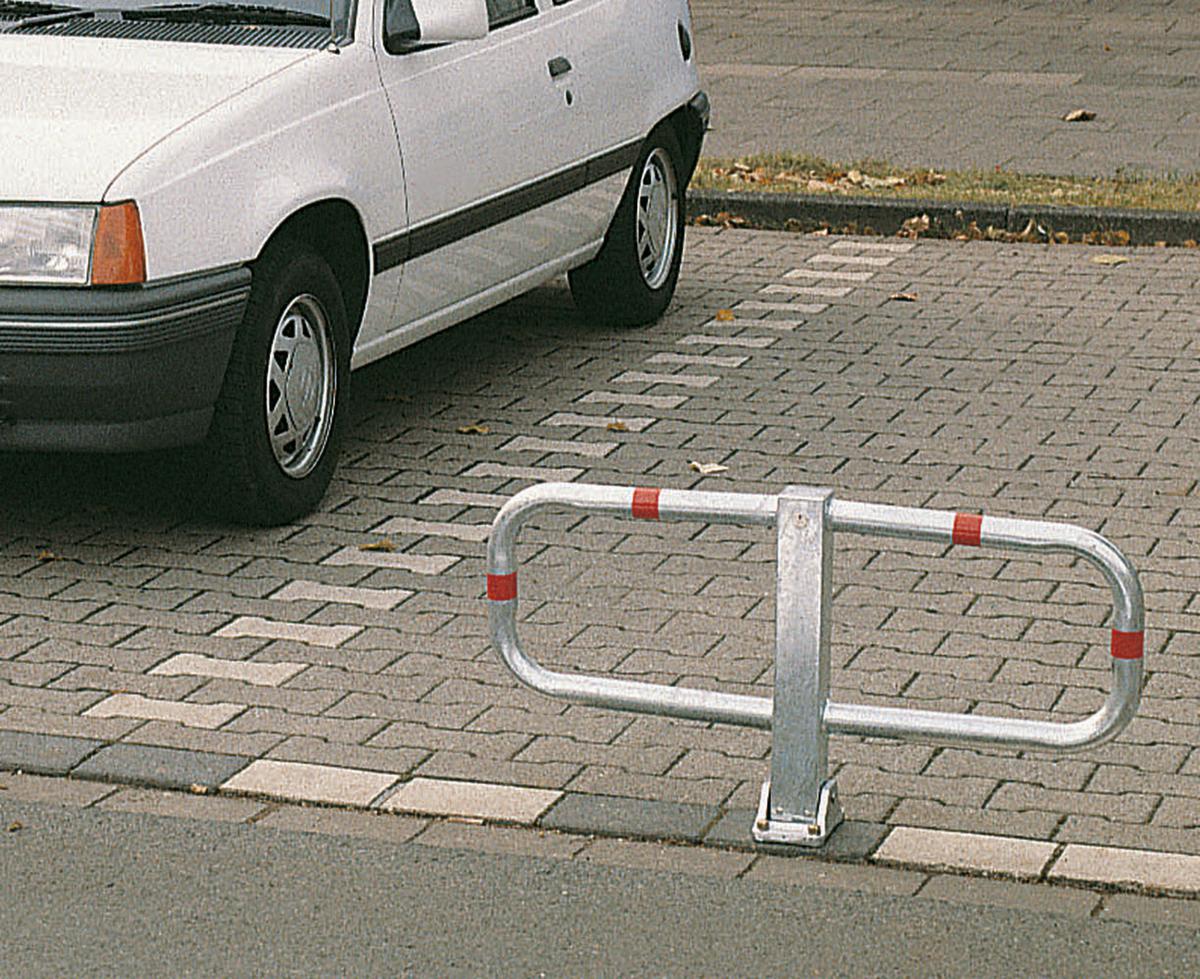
[687,189,1200,245]
[3,730,1199,902]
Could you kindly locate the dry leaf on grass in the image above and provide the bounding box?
[456,422,490,435]
[1063,109,1096,122]
[898,214,931,238]
[360,539,396,553]
[889,292,919,302]
[689,460,729,475]
[1091,254,1130,266]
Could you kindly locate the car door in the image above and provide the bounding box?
[361,0,595,355]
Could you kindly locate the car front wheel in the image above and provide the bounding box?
[206,242,349,525]
[569,124,686,327]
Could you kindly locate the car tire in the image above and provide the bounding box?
[569,124,686,328]
[206,242,349,526]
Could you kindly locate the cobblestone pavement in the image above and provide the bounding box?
[1,228,1197,855]
[692,0,1200,175]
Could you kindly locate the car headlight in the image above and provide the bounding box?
[0,202,146,287]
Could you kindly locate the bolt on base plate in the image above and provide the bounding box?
[751,779,843,847]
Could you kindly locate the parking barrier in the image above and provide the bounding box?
[487,483,1144,847]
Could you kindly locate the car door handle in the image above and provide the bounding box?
[548,56,572,79]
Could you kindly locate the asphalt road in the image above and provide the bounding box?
[2,799,1197,977]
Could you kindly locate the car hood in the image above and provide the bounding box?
[0,35,316,202]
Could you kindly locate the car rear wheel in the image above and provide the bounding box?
[569,124,686,327]
[206,242,349,525]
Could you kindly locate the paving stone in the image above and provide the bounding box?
[415,821,587,859]
[379,777,560,824]
[539,792,720,844]
[1049,844,1200,894]
[744,856,926,895]
[577,838,755,877]
[874,827,1057,879]
[222,759,397,806]
[267,581,414,610]
[97,787,268,823]
[916,875,1100,917]
[1098,893,1200,928]
[149,653,305,687]
[214,617,363,649]
[0,772,117,807]
[255,805,429,843]
[84,693,244,730]
[0,731,102,776]
[704,810,888,860]
[73,744,249,791]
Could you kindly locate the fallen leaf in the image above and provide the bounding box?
[457,423,490,435]
[898,214,931,238]
[360,539,396,553]
[889,292,919,302]
[1092,254,1129,266]
[689,460,730,475]
[1185,240,1198,249]
[606,421,629,432]
[714,309,735,322]
[6,820,22,833]
[1063,109,1096,122]
[189,784,209,795]
[36,550,56,562]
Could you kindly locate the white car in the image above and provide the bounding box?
[0,0,707,522]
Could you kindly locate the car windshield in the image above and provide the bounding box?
[1,0,355,34]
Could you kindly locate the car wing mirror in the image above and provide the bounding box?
[384,0,489,54]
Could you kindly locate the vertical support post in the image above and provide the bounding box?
[753,485,843,846]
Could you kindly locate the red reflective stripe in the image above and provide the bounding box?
[1111,629,1144,660]
[487,573,517,601]
[952,512,983,547]
[631,487,661,520]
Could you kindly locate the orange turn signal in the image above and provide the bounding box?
[92,201,146,285]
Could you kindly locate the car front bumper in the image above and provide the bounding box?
[0,267,251,452]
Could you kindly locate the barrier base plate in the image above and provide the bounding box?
[751,779,843,847]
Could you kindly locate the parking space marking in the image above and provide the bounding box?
[677,334,776,348]
[578,391,689,409]
[610,370,719,388]
[784,268,874,282]
[85,693,245,730]
[735,300,827,314]
[646,352,749,368]
[372,516,491,543]
[760,283,853,298]
[499,434,618,458]
[460,462,585,481]
[149,653,307,687]
[809,253,894,266]
[541,412,656,432]
[215,616,364,648]
[268,580,414,610]
[420,489,511,507]
[321,547,460,574]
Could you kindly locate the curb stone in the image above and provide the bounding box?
[687,188,1200,245]
[5,765,1199,901]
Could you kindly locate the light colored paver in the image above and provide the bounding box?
[419,488,510,507]
[460,462,584,481]
[214,616,363,649]
[874,827,1057,879]
[760,283,853,298]
[830,240,914,253]
[84,694,244,730]
[374,516,491,543]
[784,267,873,282]
[540,412,655,432]
[379,776,561,824]
[499,435,617,458]
[646,352,748,367]
[705,317,804,330]
[1049,845,1200,894]
[98,787,268,822]
[734,300,826,313]
[222,759,398,806]
[578,391,688,409]
[809,253,893,266]
[676,334,775,348]
[268,580,414,610]
[149,653,306,687]
[610,371,719,388]
[321,547,459,574]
